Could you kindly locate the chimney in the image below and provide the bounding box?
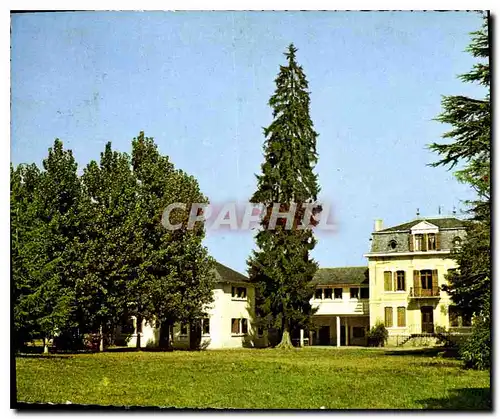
[374,219,383,232]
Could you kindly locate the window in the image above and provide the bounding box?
[414,234,423,251]
[231,318,249,335]
[384,307,393,327]
[350,288,359,299]
[397,307,406,327]
[352,327,365,338]
[324,288,333,299]
[334,288,343,299]
[389,240,397,250]
[384,271,393,291]
[231,318,239,334]
[180,323,188,335]
[420,270,433,289]
[427,233,436,250]
[360,287,369,299]
[257,327,264,337]
[453,237,462,249]
[232,286,247,299]
[396,271,405,291]
[314,288,323,299]
[202,318,210,335]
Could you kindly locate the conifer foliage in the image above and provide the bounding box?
[429,15,490,369]
[248,44,321,348]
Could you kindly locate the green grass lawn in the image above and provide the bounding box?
[15,347,491,409]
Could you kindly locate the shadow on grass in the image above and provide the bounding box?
[417,388,491,410]
[384,347,459,358]
[16,353,75,359]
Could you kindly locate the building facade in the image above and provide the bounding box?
[365,216,470,346]
[310,267,370,346]
[122,262,256,350]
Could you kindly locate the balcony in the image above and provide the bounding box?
[311,299,369,316]
[408,287,440,299]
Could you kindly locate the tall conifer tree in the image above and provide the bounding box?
[248,44,321,348]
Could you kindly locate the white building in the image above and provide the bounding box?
[122,262,256,350]
[310,267,370,346]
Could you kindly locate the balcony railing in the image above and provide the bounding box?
[409,287,440,298]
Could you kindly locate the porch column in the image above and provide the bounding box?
[344,318,349,347]
[336,316,341,347]
[299,329,304,347]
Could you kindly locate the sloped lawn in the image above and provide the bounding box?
[15,347,491,409]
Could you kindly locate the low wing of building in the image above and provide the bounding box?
[310,267,370,346]
[121,262,256,350]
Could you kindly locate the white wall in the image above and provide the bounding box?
[311,286,369,315]
[123,282,256,350]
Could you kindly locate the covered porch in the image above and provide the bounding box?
[310,315,370,347]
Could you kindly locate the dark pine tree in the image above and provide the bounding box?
[248,44,321,348]
[429,14,490,369]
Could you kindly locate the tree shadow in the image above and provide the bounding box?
[417,388,491,410]
[16,353,75,360]
[384,347,459,358]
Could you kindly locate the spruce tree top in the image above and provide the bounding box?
[252,43,320,205]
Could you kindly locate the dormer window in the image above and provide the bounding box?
[409,221,440,252]
[414,234,424,251]
[427,233,436,250]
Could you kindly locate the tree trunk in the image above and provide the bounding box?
[189,321,202,350]
[276,328,294,349]
[159,319,173,351]
[99,324,104,352]
[135,314,142,350]
[43,337,49,354]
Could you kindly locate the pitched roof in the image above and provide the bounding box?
[213,262,251,284]
[312,267,369,286]
[377,217,466,233]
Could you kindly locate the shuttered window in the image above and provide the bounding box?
[420,270,433,289]
[427,233,436,250]
[396,271,405,291]
[384,307,393,327]
[432,270,438,291]
[397,307,406,327]
[414,234,423,251]
[422,234,428,251]
[384,271,392,291]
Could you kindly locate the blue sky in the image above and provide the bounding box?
[11,11,486,274]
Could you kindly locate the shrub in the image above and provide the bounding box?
[83,333,101,351]
[366,322,388,347]
[460,300,491,370]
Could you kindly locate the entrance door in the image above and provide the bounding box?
[318,326,330,345]
[421,306,434,334]
[340,325,348,346]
